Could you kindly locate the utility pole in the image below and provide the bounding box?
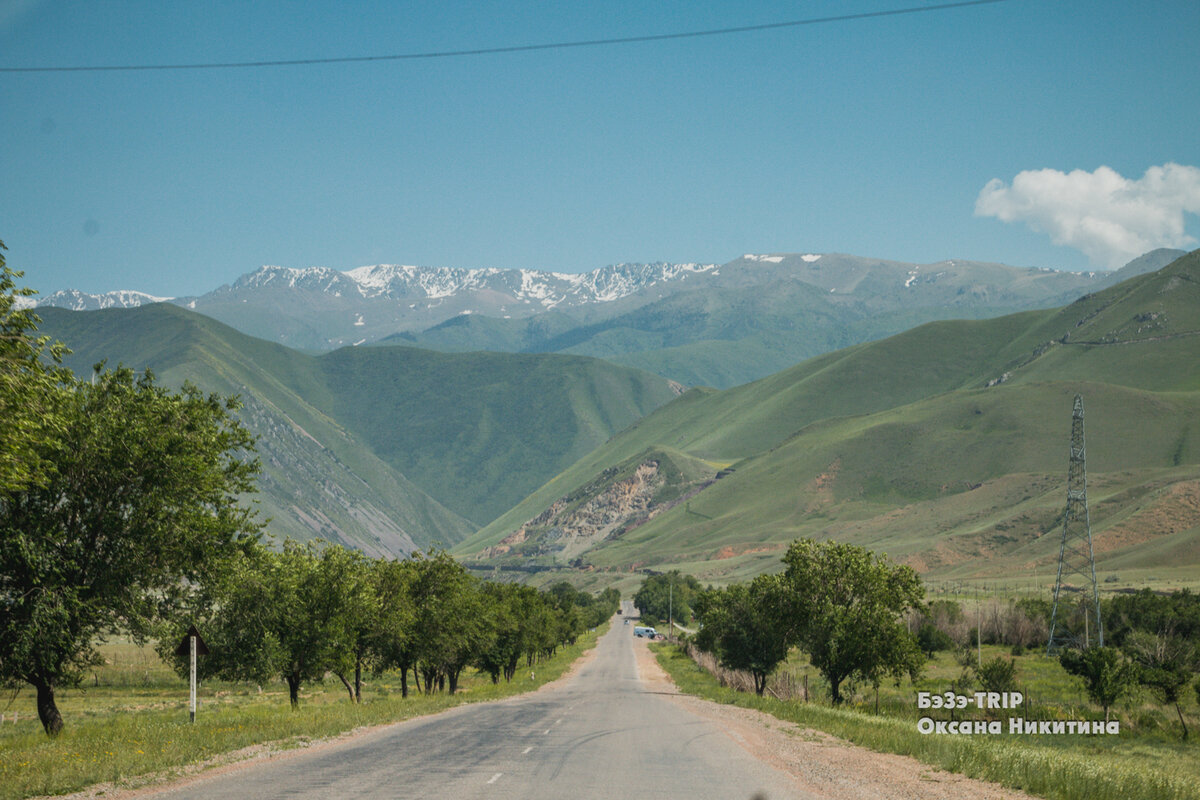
[668,576,674,638]
[1047,394,1103,654]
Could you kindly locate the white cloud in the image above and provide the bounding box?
[975,163,1200,269]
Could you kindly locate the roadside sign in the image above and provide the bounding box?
[174,625,208,723]
[174,625,209,657]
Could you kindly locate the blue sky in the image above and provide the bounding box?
[2,0,1199,297]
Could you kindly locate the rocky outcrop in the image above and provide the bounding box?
[534,462,663,553]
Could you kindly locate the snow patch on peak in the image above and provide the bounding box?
[744,254,784,263]
[234,259,718,310]
[344,264,420,294]
[801,254,822,263]
[235,265,349,292]
[27,289,172,311]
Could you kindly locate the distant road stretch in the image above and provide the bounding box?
[144,607,805,800]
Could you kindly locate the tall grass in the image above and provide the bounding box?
[653,644,1200,800]
[0,626,603,800]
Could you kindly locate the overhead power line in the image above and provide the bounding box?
[1,0,1011,74]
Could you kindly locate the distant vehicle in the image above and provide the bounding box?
[633,626,658,638]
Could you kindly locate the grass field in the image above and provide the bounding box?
[653,641,1200,800]
[0,626,605,800]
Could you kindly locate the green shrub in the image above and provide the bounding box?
[917,623,955,657]
[975,656,1018,694]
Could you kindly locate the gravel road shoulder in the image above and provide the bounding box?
[632,638,1037,800]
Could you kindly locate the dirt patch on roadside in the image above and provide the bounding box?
[632,638,1035,800]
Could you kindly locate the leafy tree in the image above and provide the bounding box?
[975,656,1018,695]
[0,367,261,734]
[598,586,621,617]
[409,550,487,694]
[1059,646,1136,722]
[916,623,955,657]
[1125,630,1199,741]
[552,597,583,650]
[163,546,285,691]
[520,585,558,668]
[1014,597,1052,628]
[1104,589,1200,646]
[928,599,966,625]
[322,546,376,703]
[780,539,924,704]
[368,557,419,697]
[181,540,370,707]
[544,581,618,633]
[634,571,701,626]
[474,582,529,684]
[0,242,70,494]
[694,574,791,695]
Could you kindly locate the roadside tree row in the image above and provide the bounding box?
[691,539,925,702]
[161,543,617,706]
[0,257,617,735]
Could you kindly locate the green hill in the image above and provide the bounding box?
[38,304,474,556]
[37,304,681,549]
[457,250,1200,584]
[303,344,682,524]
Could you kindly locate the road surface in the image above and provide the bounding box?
[145,607,805,799]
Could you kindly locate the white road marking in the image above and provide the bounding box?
[487,773,502,785]
[555,718,563,725]
[543,729,550,735]
[522,746,533,754]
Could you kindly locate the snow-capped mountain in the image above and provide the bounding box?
[24,249,1186,362]
[25,260,725,350]
[156,261,726,350]
[17,288,171,311]
[227,261,718,308]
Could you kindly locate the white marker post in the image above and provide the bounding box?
[175,625,208,725]
[189,634,197,723]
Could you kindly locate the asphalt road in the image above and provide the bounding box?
[148,607,807,799]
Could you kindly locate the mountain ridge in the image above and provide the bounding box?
[25,251,1184,381]
[456,249,1200,584]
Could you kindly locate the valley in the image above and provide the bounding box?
[31,248,1200,590]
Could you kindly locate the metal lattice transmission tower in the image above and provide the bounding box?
[1046,394,1103,654]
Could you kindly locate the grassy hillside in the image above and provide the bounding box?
[458,250,1200,583]
[37,303,680,547]
[587,383,1200,580]
[382,311,579,354]
[307,344,681,524]
[39,305,474,555]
